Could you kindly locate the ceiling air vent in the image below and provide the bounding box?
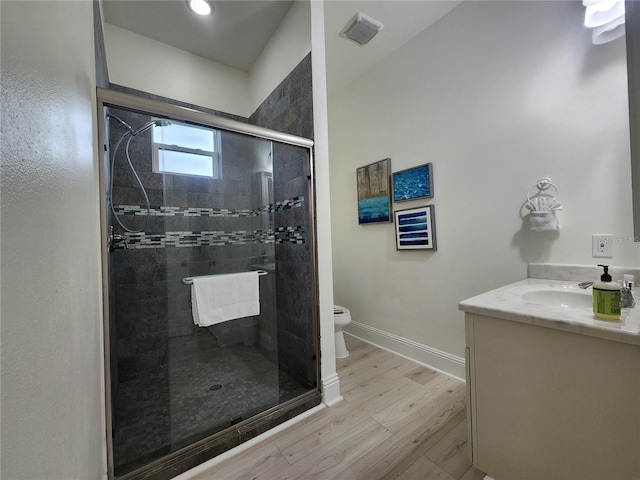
[341,12,384,46]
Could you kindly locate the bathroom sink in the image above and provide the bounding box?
[504,284,593,309]
[520,289,592,308]
[460,278,640,344]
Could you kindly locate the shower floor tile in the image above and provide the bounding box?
[112,334,309,475]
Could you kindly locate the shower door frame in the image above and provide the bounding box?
[96,87,321,480]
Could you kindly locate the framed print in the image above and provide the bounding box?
[394,205,437,250]
[392,163,433,202]
[357,158,392,224]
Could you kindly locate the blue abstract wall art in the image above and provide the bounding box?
[357,158,392,224]
[393,163,433,202]
[394,205,436,250]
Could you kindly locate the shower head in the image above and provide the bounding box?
[132,119,171,136]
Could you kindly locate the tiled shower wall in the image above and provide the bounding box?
[110,109,270,382]
[250,54,316,387]
[109,53,315,385]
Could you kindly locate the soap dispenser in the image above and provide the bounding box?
[593,264,621,321]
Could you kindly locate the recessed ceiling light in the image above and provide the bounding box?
[187,0,213,16]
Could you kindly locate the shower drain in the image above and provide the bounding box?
[209,384,223,391]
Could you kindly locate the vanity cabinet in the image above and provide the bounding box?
[464,313,640,480]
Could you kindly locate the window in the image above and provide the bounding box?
[152,121,221,178]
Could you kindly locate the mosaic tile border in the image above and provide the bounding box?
[124,227,305,248]
[114,196,304,218]
[275,226,305,245]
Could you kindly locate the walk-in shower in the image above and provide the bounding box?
[97,88,320,479]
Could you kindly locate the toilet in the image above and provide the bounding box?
[334,305,352,358]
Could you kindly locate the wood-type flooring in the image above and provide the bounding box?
[187,334,485,480]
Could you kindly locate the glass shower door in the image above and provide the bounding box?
[100,88,319,480]
[107,107,282,475]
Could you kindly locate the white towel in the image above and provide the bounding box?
[191,272,260,327]
[528,211,559,232]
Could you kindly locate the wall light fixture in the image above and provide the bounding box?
[583,0,625,44]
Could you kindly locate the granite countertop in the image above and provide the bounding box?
[459,278,640,346]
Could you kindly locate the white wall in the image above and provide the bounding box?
[328,1,640,377]
[250,1,312,111]
[104,23,252,117]
[104,1,312,119]
[310,0,339,405]
[1,1,105,479]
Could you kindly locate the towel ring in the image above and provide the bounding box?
[526,177,559,204]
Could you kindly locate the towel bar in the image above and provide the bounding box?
[182,270,268,285]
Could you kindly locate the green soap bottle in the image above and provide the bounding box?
[593,264,621,321]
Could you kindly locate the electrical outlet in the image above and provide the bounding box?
[592,234,613,258]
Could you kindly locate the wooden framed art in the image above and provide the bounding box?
[392,163,433,202]
[394,205,437,250]
[357,158,392,224]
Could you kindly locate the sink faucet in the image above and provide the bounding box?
[621,276,636,308]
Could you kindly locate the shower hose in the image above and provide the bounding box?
[107,114,152,234]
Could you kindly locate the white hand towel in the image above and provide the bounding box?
[191,272,260,327]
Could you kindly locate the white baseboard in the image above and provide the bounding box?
[345,321,466,382]
[321,373,343,406]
